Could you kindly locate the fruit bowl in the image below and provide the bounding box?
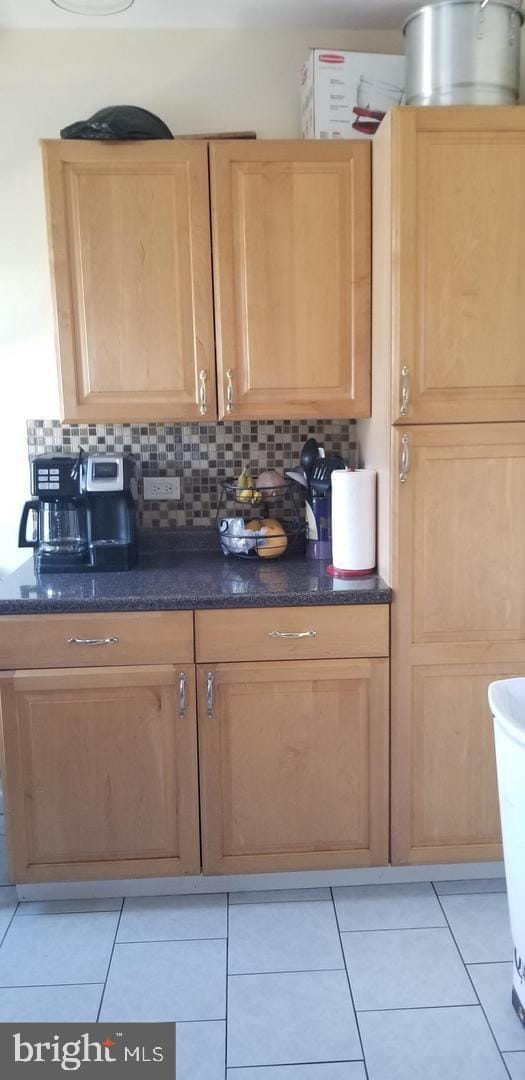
[216,478,304,559]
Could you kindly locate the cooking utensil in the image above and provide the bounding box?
[300,438,319,478]
[285,468,309,489]
[403,0,523,107]
[310,453,346,494]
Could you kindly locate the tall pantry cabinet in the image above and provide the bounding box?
[363,107,525,865]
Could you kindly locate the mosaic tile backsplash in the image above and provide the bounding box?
[27,420,357,528]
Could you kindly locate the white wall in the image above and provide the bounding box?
[0,26,402,576]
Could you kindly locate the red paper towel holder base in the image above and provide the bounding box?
[327,564,375,579]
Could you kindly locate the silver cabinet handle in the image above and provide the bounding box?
[67,636,119,646]
[207,672,215,718]
[226,369,234,415]
[199,369,207,416]
[400,365,410,416]
[268,630,317,639]
[179,671,187,719]
[399,433,410,484]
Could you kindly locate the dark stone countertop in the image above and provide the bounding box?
[0,530,391,615]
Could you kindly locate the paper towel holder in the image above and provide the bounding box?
[326,564,375,579]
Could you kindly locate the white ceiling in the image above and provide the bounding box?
[0,0,414,31]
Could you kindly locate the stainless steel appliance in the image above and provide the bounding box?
[403,0,523,106]
[19,453,139,572]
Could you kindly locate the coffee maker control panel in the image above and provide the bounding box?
[84,454,123,493]
[82,454,139,500]
[31,455,82,499]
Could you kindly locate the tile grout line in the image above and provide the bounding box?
[15,908,124,917]
[0,982,105,990]
[96,898,125,1023]
[0,899,20,954]
[467,960,515,967]
[330,886,369,1080]
[355,1002,481,1015]
[117,936,228,945]
[339,925,446,934]
[430,882,513,1080]
[230,897,333,906]
[433,888,507,896]
[227,1061,366,1071]
[228,967,346,977]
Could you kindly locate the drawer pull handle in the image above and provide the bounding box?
[207,672,215,719]
[67,636,120,646]
[179,671,186,718]
[268,630,317,639]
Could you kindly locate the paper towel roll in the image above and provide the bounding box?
[331,469,376,573]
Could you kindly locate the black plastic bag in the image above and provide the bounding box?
[61,105,173,140]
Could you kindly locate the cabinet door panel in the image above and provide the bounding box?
[391,108,525,423]
[391,660,516,865]
[211,141,371,419]
[42,140,216,422]
[396,425,525,644]
[198,659,388,874]
[390,423,525,863]
[0,665,200,882]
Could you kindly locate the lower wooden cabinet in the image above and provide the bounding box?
[197,658,389,874]
[0,608,390,883]
[390,655,522,865]
[0,664,200,882]
[390,425,525,864]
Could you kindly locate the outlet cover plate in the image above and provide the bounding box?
[143,476,181,500]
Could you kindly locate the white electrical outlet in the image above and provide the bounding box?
[143,476,181,500]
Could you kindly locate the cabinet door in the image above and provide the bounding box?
[0,665,200,882]
[198,658,388,874]
[210,141,371,419]
[42,140,216,422]
[389,108,525,423]
[391,424,525,863]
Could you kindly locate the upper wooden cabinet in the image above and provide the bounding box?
[210,141,371,419]
[42,138,371,423]
[396,423,525,646]
[41,140,216,423]
[375,107,525,424]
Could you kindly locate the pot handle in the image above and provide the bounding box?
[18,500,40,548]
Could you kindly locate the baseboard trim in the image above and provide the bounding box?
[15,860,505,902]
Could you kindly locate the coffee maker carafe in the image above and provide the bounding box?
[19,452,139,573]
[19,455,90,572]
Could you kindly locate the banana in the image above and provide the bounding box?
[236,466,263,505]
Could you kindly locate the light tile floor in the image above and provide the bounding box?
[0,877,522,1079]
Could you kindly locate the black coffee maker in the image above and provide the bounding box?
[19,453,138,573]
[81,453,139,571]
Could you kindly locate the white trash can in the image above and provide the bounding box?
[489,677,525,1025]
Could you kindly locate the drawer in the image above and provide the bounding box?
[0,611,194,670]
[195,605,389,663]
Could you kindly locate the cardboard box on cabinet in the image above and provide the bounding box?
[301,49,405,140]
